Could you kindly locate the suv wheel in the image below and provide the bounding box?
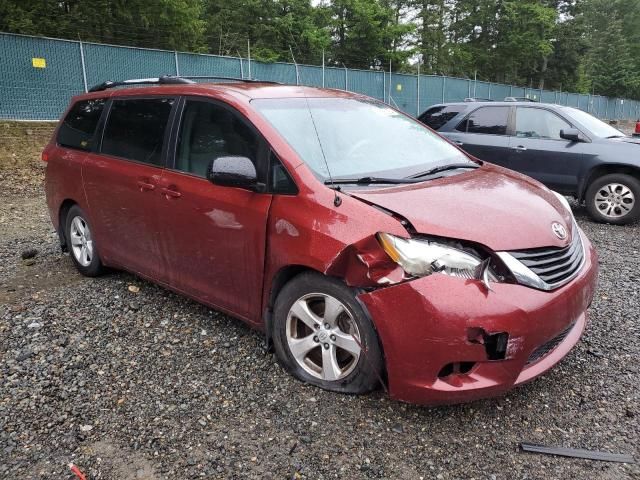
[65,205,104,276]
[272,272,383,394]
[585,173,640,225]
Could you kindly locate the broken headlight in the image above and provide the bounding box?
[377,232,498,281]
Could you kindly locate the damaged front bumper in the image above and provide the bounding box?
[357,232,598,405]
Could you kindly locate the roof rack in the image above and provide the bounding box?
[464,97,494,102]
[88,75,281,92]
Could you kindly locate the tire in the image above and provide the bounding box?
[64,205,104,276]
[585,174,640,225]
[272,272,384,394]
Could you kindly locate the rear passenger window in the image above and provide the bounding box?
[419,106,464,130]
[57,99,105,151]
[456,107,509,135]
[101,98,174,166]
[175,100,260,178]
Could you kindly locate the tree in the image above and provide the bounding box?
[0,0,206,51]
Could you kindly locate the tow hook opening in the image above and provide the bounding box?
[467,328,509,360]
[438,361,476,378]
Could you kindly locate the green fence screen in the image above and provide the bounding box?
[2,32,640,121]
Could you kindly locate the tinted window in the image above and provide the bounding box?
[457,107,509,135]
[102,98,174,165]
[515,108,571,139]
[175,100,260,178]
[419,105,464,130]
[57,99,105,151]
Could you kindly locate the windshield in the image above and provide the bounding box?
[252,97,473,180]
[562,107,625,138]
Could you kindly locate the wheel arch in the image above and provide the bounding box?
[57,198,78,252]
[579,164,640,200]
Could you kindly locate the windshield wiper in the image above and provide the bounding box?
[605,134,625,139]
[410,162,480,179]
[324,176,421,186]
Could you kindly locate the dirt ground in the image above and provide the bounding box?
[0,122,638,479]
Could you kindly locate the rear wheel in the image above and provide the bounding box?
[65,205,104,276]
[272,272,383,394]
[585,173,640,225]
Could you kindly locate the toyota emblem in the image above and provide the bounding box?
[552,222,567,240]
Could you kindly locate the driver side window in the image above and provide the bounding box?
[175,100,259,178]
[515,107,571,140]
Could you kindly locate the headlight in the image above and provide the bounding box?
[552,191,573,217]
[377,232,497,280]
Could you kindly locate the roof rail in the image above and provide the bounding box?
[88,75,280,92]
[504,96,537,102]
[464,97,494,102]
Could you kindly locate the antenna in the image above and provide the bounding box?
[302,93,342,207]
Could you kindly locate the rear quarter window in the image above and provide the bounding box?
[57,99,106,151]
[418,106,464,130]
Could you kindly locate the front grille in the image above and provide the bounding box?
[508,228,584,288]
[526,322,575,365]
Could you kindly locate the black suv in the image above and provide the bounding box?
[419,101,640,225]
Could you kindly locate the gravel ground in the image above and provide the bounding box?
[1,168,639,478]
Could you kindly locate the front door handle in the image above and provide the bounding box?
[161,187,182,199]
[512,145,527,152]
[137,180,155,192]
[454,140,464,146]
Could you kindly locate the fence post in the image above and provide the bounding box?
[174,51,180,76]
[239,57,244,79]
[416,62,420,116]
[442,76,446,102]
[79,40,88,93]
[382,70,386,102]
[488,82,492,100]
[344,65,348,90]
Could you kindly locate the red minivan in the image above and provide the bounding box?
[43,77,598,405]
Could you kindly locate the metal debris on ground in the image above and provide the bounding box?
[520,442,635,463]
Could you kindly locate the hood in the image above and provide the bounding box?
[613,136,640,145]
[347,164,574,251]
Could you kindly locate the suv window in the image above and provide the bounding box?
[515,107,571,139]
[57,99,105,151]
[101,98,174,165]
[418,106,464,130]
[456,106,509,135]
[175,100,260,178]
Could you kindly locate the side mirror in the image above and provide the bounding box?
[560,128,583,142]
[207,156,265,192]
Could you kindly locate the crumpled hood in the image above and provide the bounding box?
[347,164,575,251]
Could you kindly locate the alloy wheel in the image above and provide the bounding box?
[594,182,635,219]
[69,215,93,267]
[286,293,361,381]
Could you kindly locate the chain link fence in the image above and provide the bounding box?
[2,31,639,121]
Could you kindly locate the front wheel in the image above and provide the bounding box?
[585,173,640,225]
[272,272,383,394]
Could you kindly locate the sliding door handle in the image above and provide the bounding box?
[161,187,182,199]
[137,180,155,192]
[512,145,527,152]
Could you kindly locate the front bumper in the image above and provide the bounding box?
[358,231,598,405]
